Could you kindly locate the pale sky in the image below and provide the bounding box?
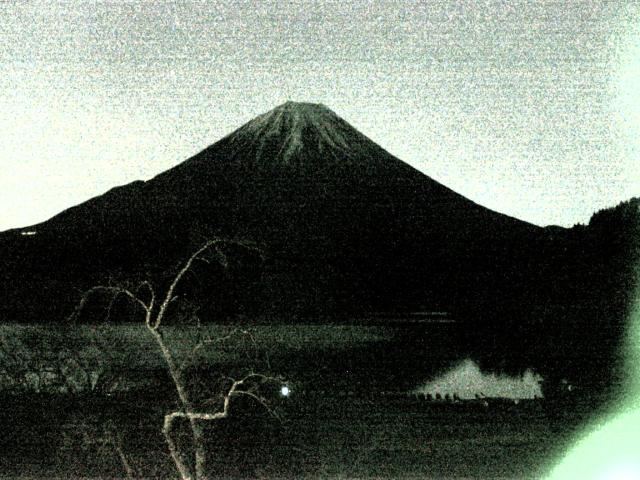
[1,0,638,231]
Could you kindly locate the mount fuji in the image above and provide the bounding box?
[0,102,545,320]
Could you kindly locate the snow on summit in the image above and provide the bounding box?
[226,101,376,166]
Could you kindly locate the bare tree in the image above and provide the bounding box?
[71,239,282,480]
[0,325,123,395]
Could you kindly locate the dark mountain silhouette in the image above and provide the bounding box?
[0,102,637,396]
[0,101,543,318]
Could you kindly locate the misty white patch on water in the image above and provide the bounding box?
[414,358,544,400]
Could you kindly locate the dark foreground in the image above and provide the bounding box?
[0,390,597,479]
[0,321,613,478]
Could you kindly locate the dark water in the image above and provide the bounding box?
[0,377,599,477]
[0,322,610,478]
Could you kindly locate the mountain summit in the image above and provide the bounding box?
[168,101,416,179]
[224,101,374,167]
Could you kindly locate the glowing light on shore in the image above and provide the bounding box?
[414,358,543,400]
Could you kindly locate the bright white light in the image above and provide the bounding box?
[280,385,290,397]
[20,231,37,236]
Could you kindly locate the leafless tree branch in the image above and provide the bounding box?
[69,239,273,480]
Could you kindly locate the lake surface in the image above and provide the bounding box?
[0,321,606,477]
